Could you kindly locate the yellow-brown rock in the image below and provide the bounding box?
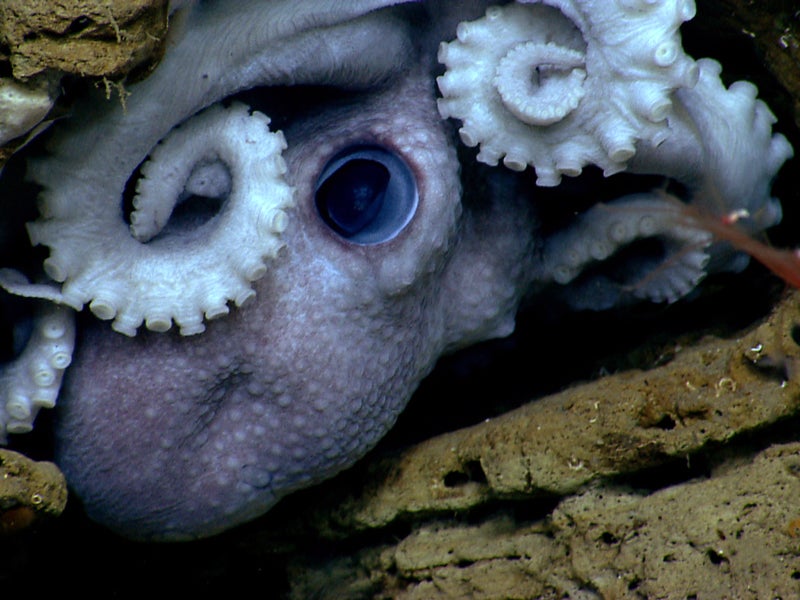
[0,448,67,535]
[0,0,168,80]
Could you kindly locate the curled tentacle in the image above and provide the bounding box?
[25,102,294,336]
[437,0,698,186]
[542,194,712,309]
[494,41,587,127]
[1,276,75,443]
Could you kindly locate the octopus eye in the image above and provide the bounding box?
[314,145,417,244]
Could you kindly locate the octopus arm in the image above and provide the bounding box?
[439,3,792,309]
[625,58,794,275]
[21,0,418,336]
[540,194,712,308]
[539,58,792,309]
[437,0,698,186]
[0,276,75,443]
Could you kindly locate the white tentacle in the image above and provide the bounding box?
[542,194,712,305]
[437,0,698,186]
[0,293,75,443]
[26,102,294,336]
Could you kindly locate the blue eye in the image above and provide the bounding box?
[317,159,389,236]
[314,146,418,244]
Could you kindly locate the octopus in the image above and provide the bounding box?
[0,0,792,541]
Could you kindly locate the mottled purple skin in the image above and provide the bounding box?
[54,0,538,540]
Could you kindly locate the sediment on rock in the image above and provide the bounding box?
[0,448,67,535]
[0,0,168,167]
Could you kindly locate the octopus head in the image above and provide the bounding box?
[2,1,533,540]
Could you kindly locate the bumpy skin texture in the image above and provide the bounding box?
[49,0,537,540]
[56,78,535,539]
[0,0,791,540]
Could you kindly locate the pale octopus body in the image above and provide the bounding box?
[0,0,792,540]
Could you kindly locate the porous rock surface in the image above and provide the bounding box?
[0,0,167,80]
[0,448,67,535]
[0,0,167,166]
[286,444,800,599]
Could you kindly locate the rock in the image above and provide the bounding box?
[287,442,800,599]
[549,444,800,599]
[0,0,168,80]
[0,448,67,535]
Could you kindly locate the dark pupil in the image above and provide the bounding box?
[316,159,390,237]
